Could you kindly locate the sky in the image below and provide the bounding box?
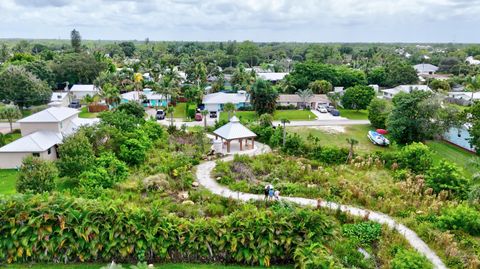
[0,0,480,43]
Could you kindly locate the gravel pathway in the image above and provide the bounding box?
[195,141,447,269]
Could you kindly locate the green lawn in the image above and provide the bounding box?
[338,109,369,120]
[220,110,316,122]
[289,124,394,154]
[0,169,17,195]
[5,264,292,269]
[79,107,98,119]
[426,140,479,178]
[3,130,21,144]
[173,103,187,118]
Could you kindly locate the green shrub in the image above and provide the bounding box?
[16,156,58,193]
[117,101,145,118]
[57,131,95,178]
[79,153,129,190]
[309,146,349,165]
[141,120,164,141]
[426,160,470,197]
[397,142,433,173]
[293,242,338,269]
[282,133,306,155]
[0,196,336,265]
[437,204,480,235]
[342,221,382,246]
[391,249,433,269]
[119,138,147,165]
[186,103,197,119]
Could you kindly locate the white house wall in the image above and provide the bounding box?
[444,127,476,152]
[0,146,58,169]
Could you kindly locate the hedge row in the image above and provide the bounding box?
[0,194,335,265]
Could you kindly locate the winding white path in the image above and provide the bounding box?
[195,141,447,269]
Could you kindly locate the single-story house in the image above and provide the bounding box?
[443,124,476,153]
[448,91,480,101]
[0,107,98,168]
[413,63,438,75]
[257,72,289,83]
[466,56,480,65]
[203,91,250,112]
[381,85,431,99]
[70,84,100,99]
[121,89,169,107]
[48,92,70,107]
[277,94,329,109]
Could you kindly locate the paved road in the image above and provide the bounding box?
[195,140,446,269]
[0,122,20,134]
[272,119,370,126]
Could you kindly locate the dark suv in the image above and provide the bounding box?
[68,100,81,109]
[156,110,165,120]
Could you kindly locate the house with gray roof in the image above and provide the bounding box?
[381,85,431,99]
[413,63,438,75]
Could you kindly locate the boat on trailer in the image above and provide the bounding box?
[367,130,390,146]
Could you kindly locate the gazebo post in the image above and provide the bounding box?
[227,140,231,153]
[239,139,243,151]
[251,137,255,148]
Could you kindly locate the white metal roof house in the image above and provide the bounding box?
[413,64,439,75]
[466,56,480,65]
[202,91,250,112]
[121,89,169,107]
[381,85,431,99]
[213,116,257,153]
[70,84,100,99]
[277,94,329,109]
[48,92,70,107]
[0,107,98,169]
[257,72,289,83]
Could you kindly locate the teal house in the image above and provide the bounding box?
[121,89,169,107]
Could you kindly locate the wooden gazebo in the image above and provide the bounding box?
[213,116,257,153]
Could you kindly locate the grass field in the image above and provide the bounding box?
[220,110,316,122]
[289,124,394,154]
[0,169,17,195]
[338,109,369,120]
[4,131,21,144]
[78,107,98,119]
[5,264,292,269]
[426,140,479,178]
[173,103,187,118]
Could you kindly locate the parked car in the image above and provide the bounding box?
[195,113,203,121]
[326,105,335,112]
[68,100,81,109]
[317,105,328,113]
[329,109,340,116]
[209,111,217,118]
[156,110,165,120]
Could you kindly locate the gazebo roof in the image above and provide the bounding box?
[213,116,257,140]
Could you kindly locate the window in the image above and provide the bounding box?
[47,148,51,155]
[32,153,40,157]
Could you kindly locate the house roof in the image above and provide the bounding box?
[0,131,62,153]
[121,89,166,101]
[70,84,99,92]
[213,116,257,140]
[277,94,329,103]
[62,117,100,136]
[203,91,250,105]
[413,63,438,73]
[382,85,431,96]
[257,72,289,81]
[17,107,79,123]
[50,92,69,102]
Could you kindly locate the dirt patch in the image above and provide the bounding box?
[308,126,346,134]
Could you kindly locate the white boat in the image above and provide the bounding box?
[367,131,390,146]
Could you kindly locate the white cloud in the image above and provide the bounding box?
[0,0,479,42]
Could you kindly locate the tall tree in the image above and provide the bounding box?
[223,102,236,120]
[0,66,51,108]
[250,79,279,115]
[346,138,359,163]
[71,29,82,52]
[367,98,392,129]
[467,101,480,155]
[308,80,333,94]
[341,85,375,110]
[0,105,22,132]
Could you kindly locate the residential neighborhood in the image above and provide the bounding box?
[0,1,480,269]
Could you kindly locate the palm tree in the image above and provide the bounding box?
[166,106,175,127]
[296,89,314,109]
[201,110,209,129]
[465,75,480,103]
[133,72,144,101]
[224,102,236,120]
[281,118,290,147]
[0,105,21,132]
[346,138,358,163]
[101,83,121,107]
[327,92,341,109]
